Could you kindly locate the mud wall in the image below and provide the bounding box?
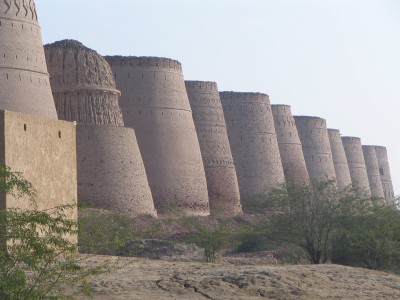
[328,129,352,190]
[106,56,209,216]
[185,81,242,215]
[220,92,285,201]
[294,116,336,182]
[341,137,371,195]
[362,145,385,198]
[0,0,57,119]
[271,105,309,185]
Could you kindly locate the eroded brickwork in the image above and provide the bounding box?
[45,40,124,126]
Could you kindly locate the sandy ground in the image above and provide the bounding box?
[73,255,400,299]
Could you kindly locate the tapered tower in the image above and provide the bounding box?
[374,146,395,203]
[362,145,385,198]
[46,41,156,217]
[0,0,57,118]
[341,137,371,195]
[220,92,285,201]
[271,105,309,185]
[105,56,209,216]
[294,116,336,183]
[328,129,352,190]
[185,81,242,215]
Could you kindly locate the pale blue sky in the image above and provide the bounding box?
[36,0,400,195]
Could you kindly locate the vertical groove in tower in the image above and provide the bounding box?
[105,56,209,216]
[362,145,385,199]
[374,146,395,203]
[0,0,57,119]
[341,137,371,195]
[294,116,336,183]
[45,40,124,126]
[46,41,156,217]
[328,129,352,190]
[185,81,242,215]
[220,92,285,201]
[271,105,309,185]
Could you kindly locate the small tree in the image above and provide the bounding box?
[259,180,374,264]
[182,216,233,263]
[0,165,109,299]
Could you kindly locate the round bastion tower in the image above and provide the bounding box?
[220,92,285,202]
[185,81,242,215]
[374,146,395,203]
[328,129,352,190]
[271,105,309,185]
[341,137,371,196]
[105,56,209,216]
[294,116,337,183]
[45,41,156,217]
[0,0,57,118]
[362,145,385,199]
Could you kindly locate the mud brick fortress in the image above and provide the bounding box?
[0,1,395,218]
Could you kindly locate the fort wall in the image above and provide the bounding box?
[362,145,385,199]
[220,92,285,201]
[374,146,395,203]
[0,110,77,241]
[45,40,124,126]
[341,137,371,195]
[105,56,209,216]
[294,116,336,182]
[328,129,352,190]
[271,105,309,185]
[0,0,57,119]
[185,81,242,215]
[76,124,156,216]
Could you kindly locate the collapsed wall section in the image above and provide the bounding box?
[0,0,57,119]
[362,145,385,199]
[0,110,77,241]
[220,92,285,201]
[341,137,371,195]
[45,40,124,126]
[185,81,242,215]
[374,146,395,203]
[294,116,336,183]
[271,105,309,185]
[76,124,156,216]
[105,56,209,216]
[328,129,352,190]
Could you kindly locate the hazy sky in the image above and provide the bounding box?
[36,0,400,195]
